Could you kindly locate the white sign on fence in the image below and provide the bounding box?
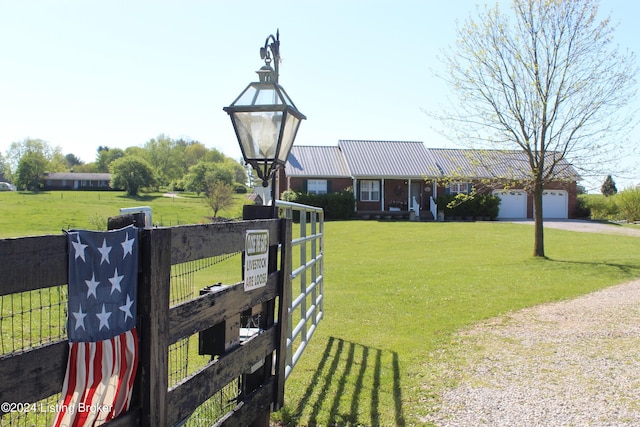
[244,230,269,291]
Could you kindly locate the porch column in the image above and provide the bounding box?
[353,178,358,212]
[407,178,412,209]
[381,179,385,211]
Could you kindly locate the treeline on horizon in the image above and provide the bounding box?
[0,135,250,193]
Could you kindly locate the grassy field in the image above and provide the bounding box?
[277,221,640,426]
[0,190,248,237]
[3,191,640,425]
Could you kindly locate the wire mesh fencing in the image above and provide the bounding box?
[168,252,244,425]
[0,248,243,426]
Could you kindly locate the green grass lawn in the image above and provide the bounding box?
[276,221,640,426]
[0,190,248,237]
[3,192,640,426]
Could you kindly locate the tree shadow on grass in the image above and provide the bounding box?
[115,194,163,202]
[546,258,640,277]
[291,336,405,427]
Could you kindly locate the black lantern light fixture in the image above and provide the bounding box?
[224,30,306,190]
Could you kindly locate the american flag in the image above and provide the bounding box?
[52,225,139,427]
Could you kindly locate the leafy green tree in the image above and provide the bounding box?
[6,138,64,174]
[6,138,47,171]
[224,158,248,185]
[15,151,47,191]
[0,153,10,181]
[72,162,99,173]
[124,146,147,159]
[617,187,640,222]
[203,148,225,163]
[183,161,235,196]
[109,156,156,196]
[96,147,125,172]
[144,134,185,187]
[48,150,69,173]
[184,142,209,168]
[182,162,210,196]
[205,181,235,218]
[8,138,66,188]
[438,0,637,257]
[601,175,618,196]
[65,153,84,169]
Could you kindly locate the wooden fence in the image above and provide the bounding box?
[0,217,291,426]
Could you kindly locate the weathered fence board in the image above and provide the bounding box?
[169,220,279,265]
[0,340,67,403]
[137,227,172,427]
[213,378,275,427]
[106,407,140,427]
[168,277,279,345]
[167,328,277,425]
[0,218,290,426]
[0,234,67,295]
[214,377,276,427]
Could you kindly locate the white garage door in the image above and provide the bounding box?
[493,190,527,219]
[542,190,568,219]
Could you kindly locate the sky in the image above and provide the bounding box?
[1,0,638,192]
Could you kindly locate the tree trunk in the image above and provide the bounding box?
[532,179,545,257]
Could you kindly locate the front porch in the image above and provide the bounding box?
[356,209,435,221]
[354,178,438,220]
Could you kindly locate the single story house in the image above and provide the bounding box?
[280,140,580,220]
[44,172,112,190]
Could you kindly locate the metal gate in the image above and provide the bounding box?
[276,201,325,379]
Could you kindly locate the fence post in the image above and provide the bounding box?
[137,227,171,426]
[242,206,278,427]
[274,217,292,410]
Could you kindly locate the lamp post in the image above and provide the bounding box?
[224,30,306,214]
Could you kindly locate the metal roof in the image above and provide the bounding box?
[427,148,580,180]
[338,140,441,178]
[284,142,580,181]
[45,172,112,180]
[285,146,351,177]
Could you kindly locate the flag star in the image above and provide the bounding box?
[85,273,100,299]
[119,294,134,321]
[121,232,135,258]
[97,239,112,265]
[109,268,124,294]
[72,305,87,331]
[72,235,88,262]
[96,304,111,330]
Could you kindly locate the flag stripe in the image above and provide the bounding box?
[54,227,139,427]
[52,330,138,426]
[124,328,138,411]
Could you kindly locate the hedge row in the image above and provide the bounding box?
[435,193,501,220]
[281,189,355,220]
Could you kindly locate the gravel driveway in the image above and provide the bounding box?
[422,220,640,426]
[505,219,640,237]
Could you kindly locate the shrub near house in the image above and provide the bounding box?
[436,193,501,220]
[282,189,355,220]
[586,188,640,222]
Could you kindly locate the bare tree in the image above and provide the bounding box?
[437,0,637,257]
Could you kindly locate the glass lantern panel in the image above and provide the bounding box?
[235,86,258,106]
[233,111,284,160]
[277,86,295,108]
[277,113,301,162]
[254,86,283,105]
